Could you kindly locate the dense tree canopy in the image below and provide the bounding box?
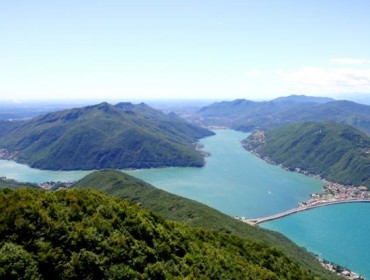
[0,102,213,170]
[244,121,370,187]
[0,188,318,279]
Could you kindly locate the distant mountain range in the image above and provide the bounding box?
[197,95,370,134]
[0,102,214,170]
[243,121,370,187]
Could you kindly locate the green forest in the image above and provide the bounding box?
[244,121,370,187]
[0,102,213,170]
[0,187,319,280]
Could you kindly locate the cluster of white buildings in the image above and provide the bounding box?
[304,182,369,206]
[39,181,73,190]
[319,258,364,280]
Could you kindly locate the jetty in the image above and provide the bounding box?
[238,199,370,225]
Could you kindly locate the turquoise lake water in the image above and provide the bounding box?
[126,129,323,218]
[262,203,370,279]
[0,159,92,183]
[0,129,368,277]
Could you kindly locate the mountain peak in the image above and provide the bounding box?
[0,102,213,170]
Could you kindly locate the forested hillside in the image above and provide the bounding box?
[0,188,319,279]
[0,102,213,170]
[243,121,370,187]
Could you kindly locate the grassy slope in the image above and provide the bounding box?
[74,170,342,279]
[0,102,213,170]
[250,121,370,187]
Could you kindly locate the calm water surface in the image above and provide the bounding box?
[0,159,91,183]
[262,203,370,279]
[127,129,323,217]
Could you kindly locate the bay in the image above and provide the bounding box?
[262,203,370,279]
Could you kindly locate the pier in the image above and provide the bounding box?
[238,199,370,225]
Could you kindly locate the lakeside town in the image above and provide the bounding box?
[302,181,369,206]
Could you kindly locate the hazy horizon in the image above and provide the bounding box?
[2,93,370,106]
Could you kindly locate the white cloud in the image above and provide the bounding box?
[332,58,370,64]
[280,67,370,93]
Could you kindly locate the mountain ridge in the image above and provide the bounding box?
[196,95,370,134]
[0,102,214,170]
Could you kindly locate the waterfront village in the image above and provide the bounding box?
[301,181,369,207]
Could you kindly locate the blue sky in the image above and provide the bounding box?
[1,0,370,101]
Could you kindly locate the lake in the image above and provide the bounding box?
[126,129,323,218]
[0,129,367,278]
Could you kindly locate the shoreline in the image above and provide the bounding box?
[240,133,370,222]
[240,131,368,280]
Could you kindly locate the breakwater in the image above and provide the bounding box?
[236,199,370,225]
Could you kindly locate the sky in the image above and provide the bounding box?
[1,0,370,102]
